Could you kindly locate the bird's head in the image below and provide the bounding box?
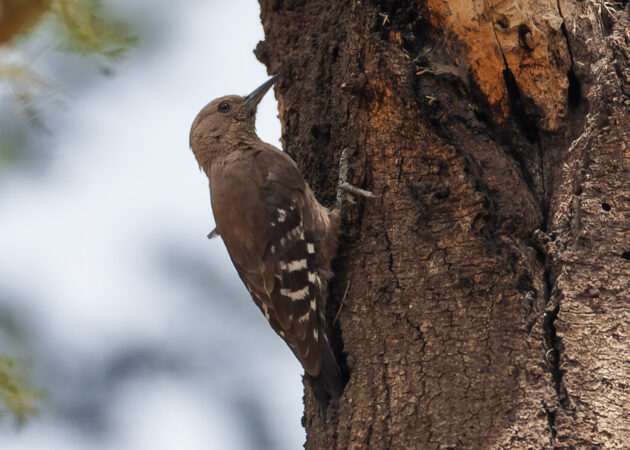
[189,75,277,169]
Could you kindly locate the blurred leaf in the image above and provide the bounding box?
[0,62,55,92]
[49,0,137,58]
[0,356,45,422]
[0,63,56,132]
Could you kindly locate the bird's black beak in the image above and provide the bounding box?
[242,75,278,112]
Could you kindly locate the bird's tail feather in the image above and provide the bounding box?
[309,333,343,421]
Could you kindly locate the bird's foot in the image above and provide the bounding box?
[335,147,380,209]
[207,228,220,239]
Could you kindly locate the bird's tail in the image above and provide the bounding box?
[309,332,343,421]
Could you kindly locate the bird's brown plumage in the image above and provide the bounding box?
[189,78,342,408]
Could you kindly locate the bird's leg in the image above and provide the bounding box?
[207,228,220,239]
[335,147,380,209]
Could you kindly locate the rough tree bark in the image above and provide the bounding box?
[256,0,630,448]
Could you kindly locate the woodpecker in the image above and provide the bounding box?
[189,75,376,417]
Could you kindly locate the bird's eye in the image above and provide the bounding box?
[218,102,231,113]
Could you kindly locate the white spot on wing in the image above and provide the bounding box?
[280,285,310,300]
[310,299,316,311]
[262,304,270,320]
[285,259,307,272]
[288,226,302,240]
[313,329,319,340]
[308,272,317,283]
[307,243,315,254]
[299,312,310,323]
[277,209,287,223]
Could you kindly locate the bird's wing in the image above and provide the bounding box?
[211,147,323,376]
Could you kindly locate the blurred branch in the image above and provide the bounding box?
[0,0,50,45]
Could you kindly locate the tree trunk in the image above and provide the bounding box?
[256,0,630,448]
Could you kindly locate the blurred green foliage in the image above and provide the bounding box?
[1,0,137,55]
[0,0,136,167]
[48,0,137,58]
[0,357,45,422]
[0,309,45,422]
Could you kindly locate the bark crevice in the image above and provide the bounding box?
[556,0,582,108]
[383,229,402,291]
[543,301,566,406]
